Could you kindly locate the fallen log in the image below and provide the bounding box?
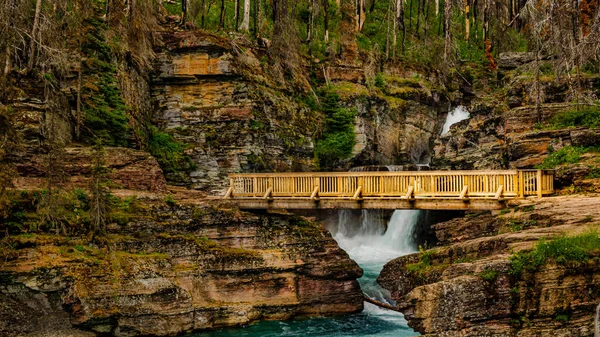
[363,294,403,313]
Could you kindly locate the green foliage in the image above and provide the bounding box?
[506,218,538,232]
[587,168,600,179]
[509,229,600,276]
[148,127,193,173]
[165,194,177,206]
[81,18,129,146]
[519,205,535,213]
[406,246,437,277]
[374,73,386,90]
[478,268,499,283]
[314,90,357,168]
[536,146,588,169]
[554,314,570,324]
[548,106,600,129]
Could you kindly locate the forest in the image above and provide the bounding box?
[1,0,600,235]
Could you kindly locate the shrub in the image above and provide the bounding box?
[314,91,357,168]
[509,229,600,276]
[81,18,129,146]
[554,314,570,324]
[536,146,588,169]
[165,194,176,206]
[374,73,386,89]
[548,106,600,129]
[148,127,194,173]
[479,268,499,283]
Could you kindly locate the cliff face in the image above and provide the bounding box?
[345,74,448,167]
[433,59,600,171]
[0,203,363,337]
[152,31,319,193]
[378,196,600,337]
[151,30,450,192]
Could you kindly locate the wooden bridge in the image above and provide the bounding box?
[223,170,555,210]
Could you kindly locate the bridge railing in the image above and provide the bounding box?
[227,170,554,199]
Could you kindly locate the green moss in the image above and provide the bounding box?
[115,251,169,259]
[478,268,499,283]
[519,205,535,213]
[406,247,439,278]
[554,314,570,324]
[509,229,600,276]
[164,194,177,206]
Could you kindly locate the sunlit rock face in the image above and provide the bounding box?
[152,31,318,194]
[379,197,600,337]
[0,203,364,336]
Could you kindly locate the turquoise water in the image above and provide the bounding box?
[192,210,420,337]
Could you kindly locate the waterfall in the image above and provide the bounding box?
[335,210,420,265]
[441,105,470,135]
[595,303,600,337]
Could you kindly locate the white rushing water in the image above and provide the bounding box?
[334,210,420,331]
[441,105,470,135]
[191,210,420,337]
[595,303,600,337]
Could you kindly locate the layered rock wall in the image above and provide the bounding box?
[378,196,600,337]
[0,203,363,336]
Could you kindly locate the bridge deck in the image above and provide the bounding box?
[224,170,554,210]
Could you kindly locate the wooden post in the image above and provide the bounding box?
[405,186,414,199]
[518,171,525,198]
[263,187,273,199]
[460,185,468,199]
[536,170,543,198]
[495,185,503,199]
[224,186,234,199]
[353,186,363,200]
[310,186,320,200]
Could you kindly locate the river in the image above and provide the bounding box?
[192,210,420,337]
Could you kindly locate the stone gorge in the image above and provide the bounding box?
[2,1,600,337]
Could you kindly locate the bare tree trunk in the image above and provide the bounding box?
[3,46,10,76]
[435,0,439,17]
[401,0,406,53]
[424,0,430,38]
[254,0,261,36]
[393,0,398,57]
[473,0,478,39]
[235,0,240,30]
[408,0,413,33]
[200,0,207,28]
[181,0,188,24]
[483,0,488,40]
[324,0,330,42]
[416,0,423,39]
[219,0,226,30]
[535,37,541,123]
[358,0,366,31]
[27,0,43,73]
[398,0,406,54]
[386,0,391,59]
[444,0,451,61]
[307,0,312,42]
[240,0,251,31]
[76,59,82,140]
[465,0,470,42]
